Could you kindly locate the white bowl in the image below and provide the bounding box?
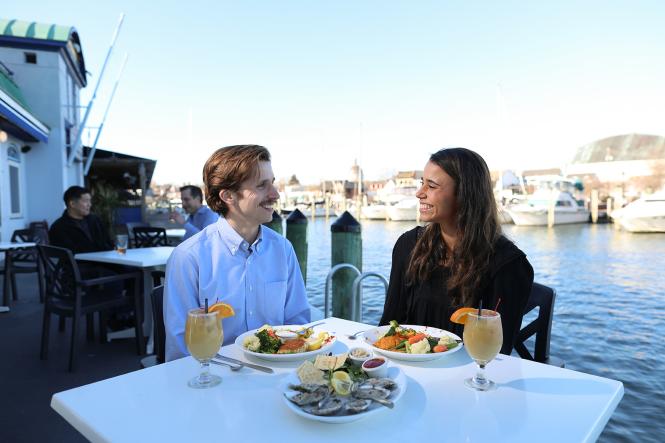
[362,357,388,378]
[348,347,372,366]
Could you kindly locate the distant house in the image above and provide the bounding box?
[0,18,87,240]
[566,134,665,193]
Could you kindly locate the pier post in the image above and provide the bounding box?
[547,188,556,228]
[331,211,362,319]
[263,210,283,235]
[591,190,599,224]
[286,209,308,283]
[606,197,613,220]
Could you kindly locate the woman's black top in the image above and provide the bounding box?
[379,227,534,355]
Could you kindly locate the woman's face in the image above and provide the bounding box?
[416,161,458,225]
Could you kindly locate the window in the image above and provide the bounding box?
[24,52,37,64]
[9,164,21,215]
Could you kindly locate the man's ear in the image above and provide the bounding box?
[219,189,234,206]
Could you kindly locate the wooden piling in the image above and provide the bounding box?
[591,190,599,224]
[286,209,308,283]
[331,211,362,320]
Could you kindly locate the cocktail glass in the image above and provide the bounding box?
[185,308,223,388]
[463,309,503,391]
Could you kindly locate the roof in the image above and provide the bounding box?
[0,67,30,111]
[0,18,87,87]
[572,134,665,164]
[83,147,157,190]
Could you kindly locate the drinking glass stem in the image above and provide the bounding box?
[199,361,211,383]
[474,363,488,386]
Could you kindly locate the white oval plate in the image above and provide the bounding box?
[361,324,463,362]
[281,365,406,423]
[234,326,337,362]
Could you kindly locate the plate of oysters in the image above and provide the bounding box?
[281,352,407,423]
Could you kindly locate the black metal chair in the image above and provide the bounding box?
[38,245,145,371]
[515,282,565,367]
[133,227,169,248]
[1,228,47,304]
[140,285,165,368]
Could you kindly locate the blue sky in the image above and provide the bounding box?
[5,1,665,184]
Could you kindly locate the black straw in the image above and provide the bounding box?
[478,299,483,317]
[204,298,209,313]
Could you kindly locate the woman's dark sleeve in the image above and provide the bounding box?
[379,234,411,326]
[492,256,534,355]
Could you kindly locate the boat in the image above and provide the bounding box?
[360,204,389,220]
[611,193,665,233]
[388,198,419,221]
[506,190,589,226]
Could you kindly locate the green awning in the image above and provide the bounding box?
[0,19,72,42]
[0,68,31,111]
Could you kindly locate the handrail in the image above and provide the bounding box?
[323,263,361,318]
[350,272,389,322]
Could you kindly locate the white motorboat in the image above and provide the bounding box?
[388,198,419,221]
[611,193,665,233]
[506,190,589,226]
[360,204,389,220]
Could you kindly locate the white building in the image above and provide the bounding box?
[0,19,87,241]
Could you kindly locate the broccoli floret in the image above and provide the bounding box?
[256,329,281,353]
[385,320,400,336]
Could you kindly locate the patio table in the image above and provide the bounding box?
[51,317,623,442]
[0,241,37,313]
[75,246,174,350]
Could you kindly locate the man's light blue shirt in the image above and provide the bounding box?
[183,205,219,240]
[164,216,311,361]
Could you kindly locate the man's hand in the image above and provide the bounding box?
[170,210,186,225]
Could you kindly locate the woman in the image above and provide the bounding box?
[379,148,533,354]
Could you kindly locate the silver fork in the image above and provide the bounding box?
[210,359,243,371]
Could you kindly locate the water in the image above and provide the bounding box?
[303,218,665,443]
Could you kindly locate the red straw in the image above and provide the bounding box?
[494,298,502,312]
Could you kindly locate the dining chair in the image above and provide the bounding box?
[133,227,169,248]
[515,282,565,368]
[38,245,145,371]
[2,228,47,304]
[140,285,165,368]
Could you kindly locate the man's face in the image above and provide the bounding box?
[226,161,280,228]
[69,193,92,218]
[181,189,201,214]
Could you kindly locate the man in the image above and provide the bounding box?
[169,185,218,240]
[164,145,310,361]
[49,186,113,253]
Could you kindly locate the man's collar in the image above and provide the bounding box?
[217,217,263,256]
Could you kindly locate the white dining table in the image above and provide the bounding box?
[1,241,37,313]
[75,247,174,349]
[51,317,623,443]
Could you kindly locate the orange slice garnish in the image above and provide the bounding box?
[450,307,477,325]
[208,302,235,319]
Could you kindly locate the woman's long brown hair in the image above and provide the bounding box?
[405,148,501,307]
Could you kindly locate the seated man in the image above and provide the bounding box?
[164,145,311,361]
[49,186,113,253]
[169,185,219,240]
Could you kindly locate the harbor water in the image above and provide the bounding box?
[302,217,665,443]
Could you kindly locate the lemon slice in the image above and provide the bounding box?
[330,371,353,396]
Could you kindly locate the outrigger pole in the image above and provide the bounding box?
[67,13,125,166]
[83,53,128,175]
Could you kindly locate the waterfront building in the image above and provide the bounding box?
[0,19,87,241]
[565,134,665,197]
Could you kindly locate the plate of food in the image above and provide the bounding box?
[361,320,463,362]
[281,352,406,423]
[234,324,337,362]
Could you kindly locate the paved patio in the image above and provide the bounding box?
[0,271,145,442]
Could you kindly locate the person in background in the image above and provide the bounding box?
[169,185,219,240]
[379,148,534,355]
[164,145,311,361]
[49,186,113,253]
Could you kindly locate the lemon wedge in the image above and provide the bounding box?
[330,371,353,396]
